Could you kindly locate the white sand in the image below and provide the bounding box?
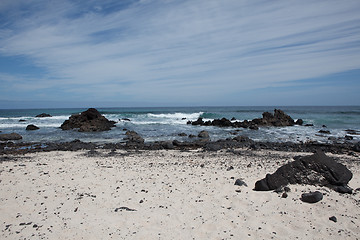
[0,149,359,239]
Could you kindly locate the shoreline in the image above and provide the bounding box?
[1,137,360,156]
[1,148,359,239]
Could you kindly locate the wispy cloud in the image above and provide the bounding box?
[0,0,360,106]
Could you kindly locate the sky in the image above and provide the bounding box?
[0,0,360,108]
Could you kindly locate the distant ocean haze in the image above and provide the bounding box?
[0,106,359,144]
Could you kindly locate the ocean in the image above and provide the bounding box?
[0,106,359,144]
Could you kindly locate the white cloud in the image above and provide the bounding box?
[0,0,360,104]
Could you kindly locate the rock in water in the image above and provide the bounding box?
[26,124,40,130]
[198,130,210,138]
[36,113,52,117]
[301,191,323,203]
[254,151,353,192]
[125,130,144,144]
[60,108,116,132]
[0,133,23,141]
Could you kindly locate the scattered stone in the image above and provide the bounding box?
[0,133,23,141]
[178,133,187,136]
[301,191,323,203]
[115,207,137,212]
[254,151,353,192]
[227,166,234,171]
[120,118,131,121]
[319,130,331,134]
[60,108,116,132]
[234,179,248,187]
[36,113,52,118]
[305,124,314,126]
[19,119,26,122]
[26,124,40,131]
[281,192,288,198]
[329,216,337,222]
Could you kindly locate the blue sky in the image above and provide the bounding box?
[0,0,360,108]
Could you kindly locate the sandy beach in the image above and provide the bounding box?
[1,148,359,239]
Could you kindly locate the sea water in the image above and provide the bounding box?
[0,106,359,144]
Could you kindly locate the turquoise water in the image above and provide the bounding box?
[0,106,359,143]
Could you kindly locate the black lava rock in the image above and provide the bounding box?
[26,124,40,130]
[329,216,337,222]
[254,151,353,191]
[301,191,323,203]
[234,179,248,187]
[36,113,52,117]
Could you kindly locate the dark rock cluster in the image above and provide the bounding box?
[60,108,116,132]
[187,109,302,129]
[254,151,353,193]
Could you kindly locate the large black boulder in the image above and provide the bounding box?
[60,108,116,132]
[254,151,353,193]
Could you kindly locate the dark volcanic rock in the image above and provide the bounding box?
[345,135,353,140]
[301,191,323,203]
[19,119,26,122]
[26,124,40,130]
[187,109,299,129]
[125,131,144,145]
[295,119,303,125]
[36,113,52,118]
[318,130,331,134]
[331,185,353,194]
[329,216,337,223]
[234,179,248,187]
[353,142,360,152]
[254,151,353,192]
[60,108,116,132]
[0,133,23,141]
[198,130,210,138]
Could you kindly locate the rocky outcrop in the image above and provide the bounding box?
[0,133,23,141]
[36,113,52,118]
[60,108,116,132]
[187,109,302,129]
[254,151,353,193]
[26,124,40,130]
